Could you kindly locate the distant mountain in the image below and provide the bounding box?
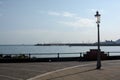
[115,39,120,44]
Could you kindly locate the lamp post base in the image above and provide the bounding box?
[96,66,101,69]
[96,57,101,69]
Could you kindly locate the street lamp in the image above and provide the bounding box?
[95,11,101,69]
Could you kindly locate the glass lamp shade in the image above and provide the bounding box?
[96,16,100,23]
[95,11,101,23]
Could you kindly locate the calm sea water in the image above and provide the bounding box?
[0,45,120,57]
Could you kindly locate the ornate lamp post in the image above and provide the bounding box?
[95,11,101,69]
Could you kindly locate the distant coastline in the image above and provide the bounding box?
[1,39,120,46]
[1,44,120,46]
[34,43,120,46]
[35,39,120,46]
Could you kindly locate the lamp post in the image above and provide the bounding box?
[95,11,101,69]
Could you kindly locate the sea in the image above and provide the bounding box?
[0,45,120,58]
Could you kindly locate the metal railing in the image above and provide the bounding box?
[0,52,85,59]
[0,52,120,60]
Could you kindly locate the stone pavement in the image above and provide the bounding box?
[0,61,93,80]
[28,60,120,80]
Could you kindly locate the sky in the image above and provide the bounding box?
[0,0,120,44]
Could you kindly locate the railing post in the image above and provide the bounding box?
[107,52,109,57]
[29,54,31,60]
[107,52,109,60]
[79,53,82,61]
[57,53,60,61]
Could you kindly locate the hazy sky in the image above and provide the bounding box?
[0,0,120,44]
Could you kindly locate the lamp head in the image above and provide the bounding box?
[95,11,101,23]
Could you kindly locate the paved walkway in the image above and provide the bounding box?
[0,61,92,80]
[28,60,120,80]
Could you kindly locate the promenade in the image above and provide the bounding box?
[0,61,91,80]
[28,60,120,80]
[0,60,119,80]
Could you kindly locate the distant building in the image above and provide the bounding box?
[101,40,116,44]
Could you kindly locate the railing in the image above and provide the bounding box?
[0,52,120,62]
[0,52,85,59]
[0,52,86,62]
[106,52,120,56]
[0,52,120,58]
